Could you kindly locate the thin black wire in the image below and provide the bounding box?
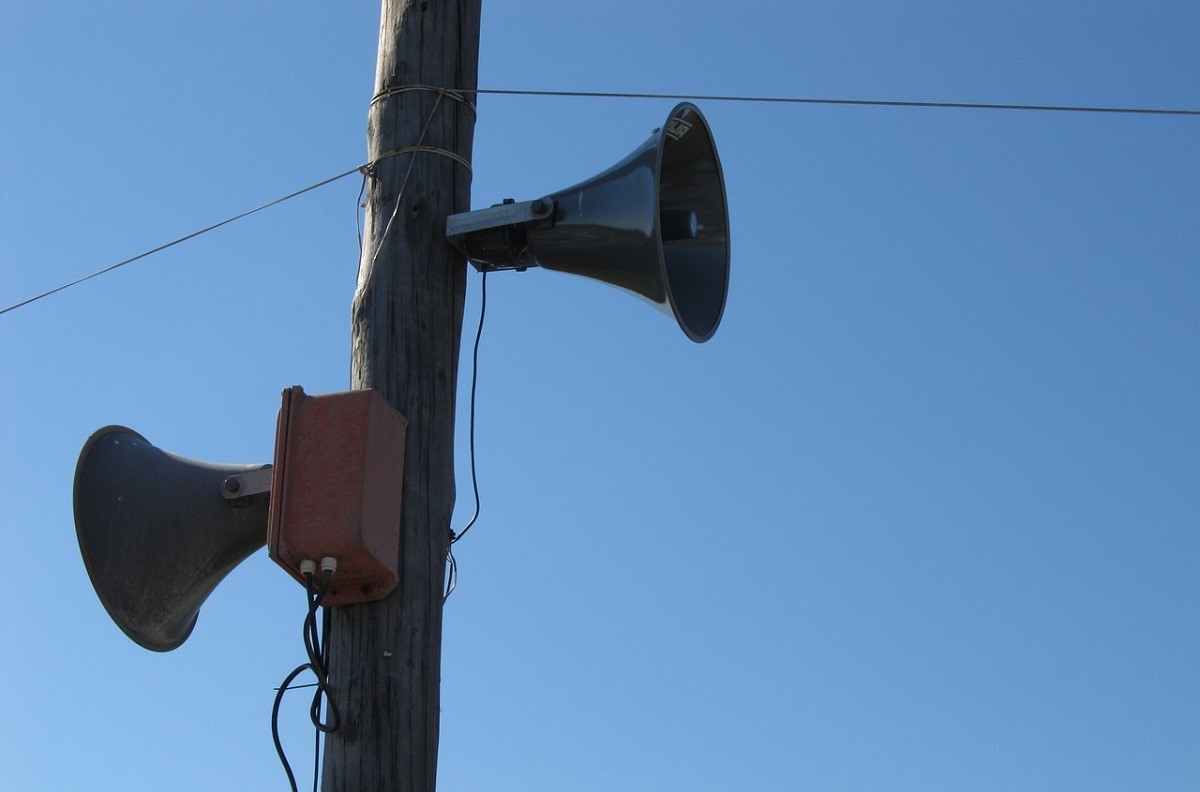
[443,543,458,602]
[452,269,487,546]
[445,270,488,601]
[304,571,339,735]
[304,578,337,792]
[355,171,368,255]
[272,664,312,792]
[469,88,1200,117]
[0,167,363,318]
[312,720,321,792]
[273,571,339,792]
[4,86,1194,320]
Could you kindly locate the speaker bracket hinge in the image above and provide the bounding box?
[445,197,556,272]
[222,465,273,500]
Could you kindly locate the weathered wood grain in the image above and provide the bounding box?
[323,1,481,789]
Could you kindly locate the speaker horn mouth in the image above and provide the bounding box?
[73,426,269,651]
[444,102,730,342]
[655,103,730,343]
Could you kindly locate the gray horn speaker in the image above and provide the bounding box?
[446,102,730,343]
[73,426,270,651]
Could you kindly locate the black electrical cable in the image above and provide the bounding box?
[303,571,340,734]
[355,171,368,255]
[468,87,1200,116]
[444,270,487,601]
[0,167,362,318]
[452,269,487,546]
[273,569,340,792]
[272,662,313,792]
[311,721,321,792]
[443,544,458,602]
[4,88,1194,320]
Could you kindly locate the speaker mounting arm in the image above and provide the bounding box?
[445,197,556,272]
[221,465,273,500]
[443,102,730,343]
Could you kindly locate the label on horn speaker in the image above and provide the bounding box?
[665,117,693,141]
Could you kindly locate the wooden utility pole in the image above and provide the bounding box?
[323,1,481,789]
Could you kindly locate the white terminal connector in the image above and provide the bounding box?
[299,559,317,577]
[320,556,338,576]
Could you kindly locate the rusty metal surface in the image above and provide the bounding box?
[268,386,407,605]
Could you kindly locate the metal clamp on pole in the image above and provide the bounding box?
[445,197,556,272]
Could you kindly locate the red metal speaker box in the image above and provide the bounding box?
[268,386,407,605]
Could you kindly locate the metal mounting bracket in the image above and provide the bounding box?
[446,197,553,237]
[445,197,556,272]
[221,465,273,500]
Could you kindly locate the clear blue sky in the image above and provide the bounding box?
[2,2,1198,790]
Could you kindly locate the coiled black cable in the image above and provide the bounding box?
[272,569,340,792]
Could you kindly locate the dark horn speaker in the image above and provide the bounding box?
[73,426,269,651]
[446,102,730,342]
